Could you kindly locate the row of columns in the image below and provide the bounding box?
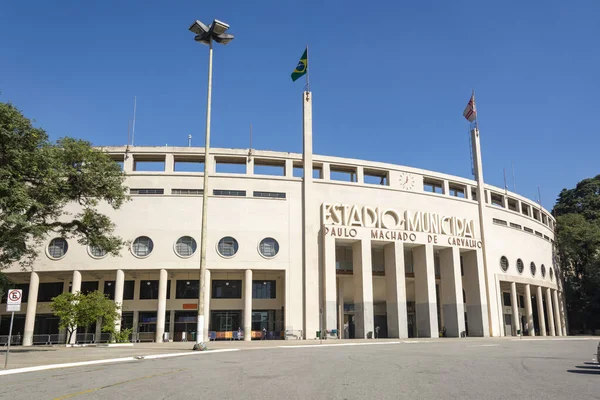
[509,282,565,337]
[21,268,261,346]
[323,236,489,339]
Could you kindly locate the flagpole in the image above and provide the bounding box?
[306,45,310,92]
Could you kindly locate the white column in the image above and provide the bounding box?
[155,269,168,342]
[69,270,82,344]
[509,282,520,336]
[337,278,344,338]
[384,242,408,338]
[204,270,211,339]
[439,247,466,338]
[114,269,125,333]
[132,311,139,341]
[302,91,319,339]
[552,289,562,336]
[244,269,252,341]
[524,284,535,336]
[413,244,438,338]
[536,286,546,336]
[22,271,40,347]
[559,292,568,336]
[353,239,374,338]
[461,250,489,337]
[545,287,555,336]
[322,233,337,336]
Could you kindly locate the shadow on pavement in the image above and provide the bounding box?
[567,366,600,375]
[583,362,598,365]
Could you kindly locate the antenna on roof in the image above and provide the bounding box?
[188,134,192,147]
[512,161,516,192]
[503,168,508,194]
[538,186,542,208]
[131,96,137,146]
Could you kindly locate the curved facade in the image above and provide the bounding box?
[1,144,567,345]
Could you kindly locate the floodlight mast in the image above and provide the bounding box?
[188,18,234,349]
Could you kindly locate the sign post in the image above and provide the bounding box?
[5,289,22,369]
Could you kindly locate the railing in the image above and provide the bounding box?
[97,333,113,343]
[0,335,22,346]
[75,333,95,344]
[284,330,303,340]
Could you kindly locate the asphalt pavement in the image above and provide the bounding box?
[0,337,598,400]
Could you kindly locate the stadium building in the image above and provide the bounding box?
[0,93,567,345]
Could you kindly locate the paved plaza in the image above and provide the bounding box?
[0,337,598,400]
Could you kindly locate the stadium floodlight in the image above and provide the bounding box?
[189,19,234,46]
[187,18,234,350]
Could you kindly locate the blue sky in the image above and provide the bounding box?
[1,0,598,207]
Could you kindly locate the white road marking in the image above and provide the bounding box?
[0,349,239,376]
[511,338,594,341]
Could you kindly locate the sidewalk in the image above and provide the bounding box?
[0,336,595,372]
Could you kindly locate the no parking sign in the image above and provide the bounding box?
[6,289,22,312]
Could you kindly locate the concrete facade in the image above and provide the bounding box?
[0,95,565,344]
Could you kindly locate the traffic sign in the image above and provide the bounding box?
[6,289,22,312]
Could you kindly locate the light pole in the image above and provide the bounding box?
[188,19,234,349]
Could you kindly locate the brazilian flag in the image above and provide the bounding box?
[291,48,308,82]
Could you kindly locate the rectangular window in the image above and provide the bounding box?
[313,165,323,179]
[509,223,522,230]
[215,159,246,174]
[130,188,164,195]
[251,310,275,332]
[81,281,99,295]
[139,280,171,300]
[490,193,504,207]
[293,166,304,178]
[364,169,389,186]
[449,185,465,198]
[335,246,353,272]
[535,231,543,237]
[176,280,199,299]
[110,154,125,171]
[471,189,478,201]
[404,248,414,274]
[519,295,524,308]
[174,159,204,173]
[133,160,165,172]
[38,282,64,302]
[172,189,203,195]
[423,179,443,194]
[104,281,116,300]
[521,203,530,217]
[532,208,541,221]
[211,280,242,299]
[330,167,358,183]
[254,160,285,177]
[542,214,548,225]
[507,198,518,212]
[123,281,135,300]
[503,292,512,307]
[371,248,385,274]
[544,235,550,241]
[524,227,534,234]
[493,218,507,226]
[253,191,286,199]
[252,280,276,299]
[213,189,246,197]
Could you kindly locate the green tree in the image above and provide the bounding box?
[50,290,122,343]
[0,101,129,269]
[554,175,600,333]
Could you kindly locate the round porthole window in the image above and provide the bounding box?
[259,238,279,258]
[541,264,546,278]
[516,259,524,274]
[47,238,68,260]
[131,236,154,258]
[217,237,239,258]
[175,236,197,258]
[500,256,509,272]
[88,245,107,259]
[530,261,536,277]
